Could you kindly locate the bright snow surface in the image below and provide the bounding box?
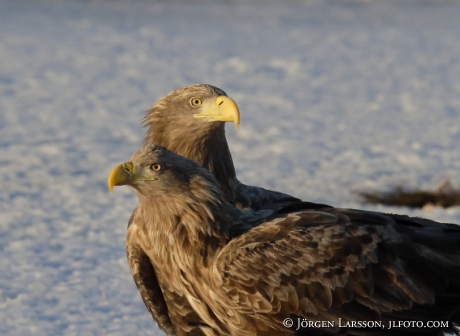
[1,0,460,335]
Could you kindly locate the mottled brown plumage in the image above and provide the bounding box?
[109,144,460,336]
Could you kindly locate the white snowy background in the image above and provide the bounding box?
[1,0,460,335]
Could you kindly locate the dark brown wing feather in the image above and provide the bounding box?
[126,207,210,336]
[126,207,176,335]
[126,244,175,334]
[215,207,460,335]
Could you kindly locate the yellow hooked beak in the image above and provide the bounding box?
[108,161,157,193]
[193,96,240,129]
[108,162,134,193]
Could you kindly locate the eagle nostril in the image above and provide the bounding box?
[123,164,132,174]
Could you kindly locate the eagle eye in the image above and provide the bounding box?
[150,163,162,172]
[190,97,203,108]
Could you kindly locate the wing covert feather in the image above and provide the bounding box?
[214,208,460,330]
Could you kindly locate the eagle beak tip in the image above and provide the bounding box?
[108,181,114,193]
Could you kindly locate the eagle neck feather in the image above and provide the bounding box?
[144,120,239,203]
[200,125,239,203]
[136,178,238,269]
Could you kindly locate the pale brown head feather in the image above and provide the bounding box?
[142,84,238,202]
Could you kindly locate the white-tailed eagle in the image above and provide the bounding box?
[108,144,460,336]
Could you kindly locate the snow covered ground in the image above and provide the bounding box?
[2,0,460,334]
